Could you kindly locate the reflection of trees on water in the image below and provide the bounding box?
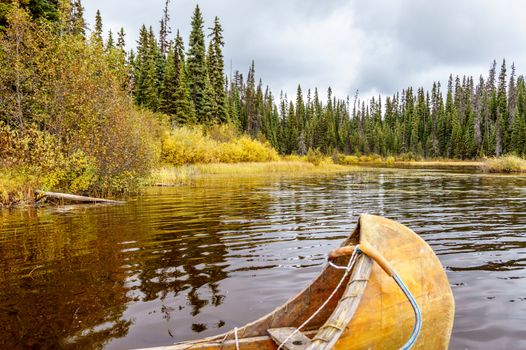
[0,208,132,349]
[0,177,287,347]
[133,212,229,317]
[131,181,278,334]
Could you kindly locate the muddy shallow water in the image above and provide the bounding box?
[1,168,525,349]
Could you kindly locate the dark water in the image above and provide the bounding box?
[1,169,526,349]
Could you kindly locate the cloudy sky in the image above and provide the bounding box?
[84,0,526,101]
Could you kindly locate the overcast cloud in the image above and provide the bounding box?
[84,0,526,101]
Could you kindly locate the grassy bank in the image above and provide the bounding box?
[150,161,351,186]
[481,155,526,173]
[392,160,482,169]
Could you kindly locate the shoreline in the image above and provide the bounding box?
[1,158,522,208]
[149,159,484,187]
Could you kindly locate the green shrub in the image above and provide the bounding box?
[206,123,239,143]
[307,148,324,166]
[370,154,383,163]
[0,167,39,206]
[339,155,359,165]
[398,152,416,161]
[359,155,371,162]
[0,7,162,197]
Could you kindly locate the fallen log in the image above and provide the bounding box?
[35,190,125,204]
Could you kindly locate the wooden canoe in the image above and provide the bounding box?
[141,214,454,350]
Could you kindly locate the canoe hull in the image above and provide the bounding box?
[334,215,454,349]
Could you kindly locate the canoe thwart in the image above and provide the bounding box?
[268,327,312,350]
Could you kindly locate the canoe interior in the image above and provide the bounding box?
[163,224,362,350]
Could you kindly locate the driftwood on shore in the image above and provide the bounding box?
[35,190,125,204]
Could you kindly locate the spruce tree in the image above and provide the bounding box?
[160,44,178,116]
[207,16,228,123]
[246,61,259,136]
[496,59,508,155]
[174,62,196,124]
[71,0,85,36]
[202,74,217,123]
[106,29,114,50]
[187,5,208,122]
[117,28,126,51]
[92,9,103,46]
[159,0,171,56]
[134,25,149,106]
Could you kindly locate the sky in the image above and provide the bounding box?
[84,0,526,102]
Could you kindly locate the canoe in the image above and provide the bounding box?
[143,214,454,350]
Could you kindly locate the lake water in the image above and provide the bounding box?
[1,168,526,349]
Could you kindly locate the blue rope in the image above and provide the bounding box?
[330,246,422,349]
[392,273,422,350]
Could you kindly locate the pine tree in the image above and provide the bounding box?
[187,5,208,122]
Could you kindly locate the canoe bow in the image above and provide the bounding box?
[137,214,454,350]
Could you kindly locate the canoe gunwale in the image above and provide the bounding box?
[306,252,373,349]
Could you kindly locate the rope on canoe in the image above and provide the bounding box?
[393,274,422,350]
[233,327,239,350]
[276,246,361,350]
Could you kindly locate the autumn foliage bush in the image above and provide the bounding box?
[0,5,161,198]
[161,125,278,166]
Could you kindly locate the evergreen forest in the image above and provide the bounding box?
[128,2,526,159]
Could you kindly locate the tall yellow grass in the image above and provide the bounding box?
[481,155,526,173]
[150,161,352,186]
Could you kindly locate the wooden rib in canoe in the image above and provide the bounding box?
[138,214,454,350]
